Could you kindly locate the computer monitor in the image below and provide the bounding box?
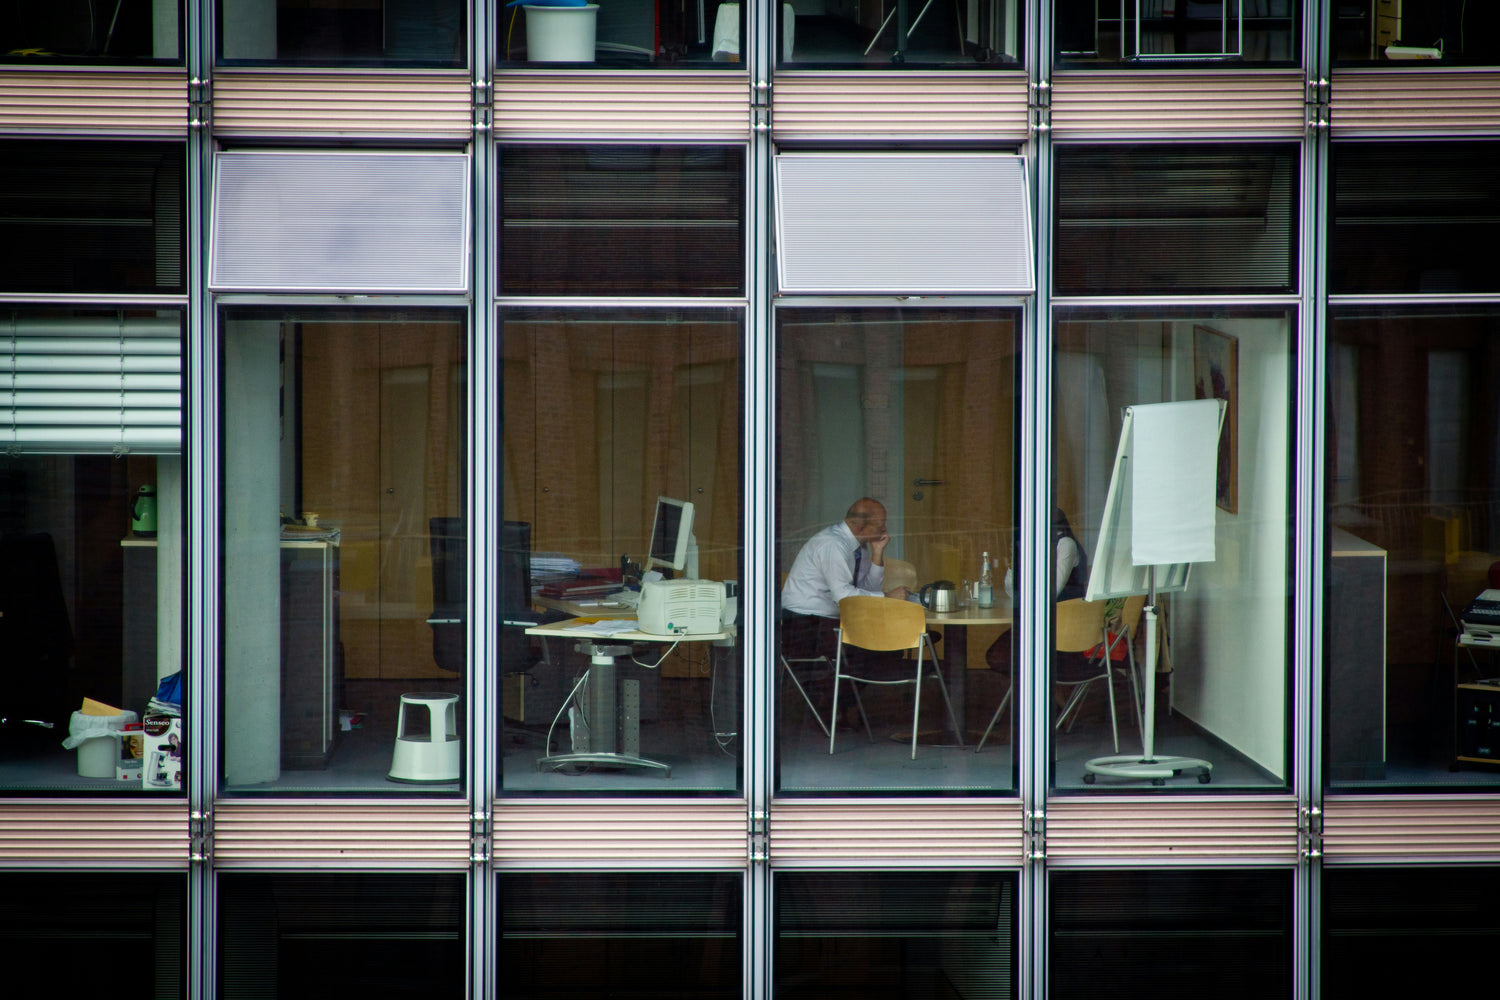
[645,496,695,574]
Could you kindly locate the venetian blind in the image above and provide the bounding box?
[1,314,181,454]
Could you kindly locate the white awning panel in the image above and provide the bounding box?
[774,152,1034,295]
[1,316,182,455]
[210,150,471,293]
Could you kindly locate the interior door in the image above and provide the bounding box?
[377,356,435,679]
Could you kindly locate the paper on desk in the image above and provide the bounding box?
[561,618,641,637]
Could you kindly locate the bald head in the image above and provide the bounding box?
[845,498,887,544]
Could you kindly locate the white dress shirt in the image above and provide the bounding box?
[780,520,885,618]
[1003,535,1082,598]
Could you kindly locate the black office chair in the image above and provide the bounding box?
[428,516,467,673]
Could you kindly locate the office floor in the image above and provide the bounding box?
[12,664,1498,793]
[501,674,742,792]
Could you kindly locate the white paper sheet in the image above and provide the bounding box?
[1131,399,1220,566]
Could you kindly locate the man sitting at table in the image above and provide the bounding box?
[780,497,911,663]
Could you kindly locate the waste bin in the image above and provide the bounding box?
[525,4,599,62]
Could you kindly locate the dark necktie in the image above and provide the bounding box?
[852,547,862,586]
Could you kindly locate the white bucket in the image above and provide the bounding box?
[525,4,599,62]
[77,735,118,778]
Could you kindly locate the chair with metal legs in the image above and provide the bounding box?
[830,595,963,760]
[1052,598,1120,752]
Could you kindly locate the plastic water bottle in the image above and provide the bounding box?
[979,551,994,608]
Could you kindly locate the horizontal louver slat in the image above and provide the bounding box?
[0,70,187,135]
[0,800,189,865]
[493,800,747,866]
[1050,69,1305,138]
[1322,796,1500,862]
[772,72,1028,142]
[769,799,1024,864]
[494,71,748,139]
[212,71,471,138]
[1045,796,1301,863]
[212,800,471,868]
[1331,70,1500,136]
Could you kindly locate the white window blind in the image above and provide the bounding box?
[209,150,471,293]
[774,152,1034,295]
[1,316,181,455]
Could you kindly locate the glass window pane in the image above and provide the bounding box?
[219,0,464,66]
[501,1,744,68]
[219,873,465,998]
[1330,141,1500,295]
[1,307,186,793]
[1053,145,1297,297]
[1056,0,1300,66]
[775,307,1019,795]
[1050,869,1293,999]
[501,873,740,998]
[776,871,1017,1000]
[1325,306,1500,790]
[220,308,467,795]
[1052,308,1293,792]
[0,140,185,296]
[500,146,745,297]
[2,3,181,63]
[0,872,185,996]
[1334,2,1500,65]
[1323,867,1500,991]
[499,308,743,795]
[777,0,1023,68]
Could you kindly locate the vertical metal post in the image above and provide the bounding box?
[747,1,774,997]
[186,0,216,997]
[470,1,496,995]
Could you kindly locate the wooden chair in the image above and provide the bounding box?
[830,596,963,760]
[882,556,918,595]
[1052,598,1120,752]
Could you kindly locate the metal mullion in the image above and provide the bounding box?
[1328,293,1500,307]
[1301,4,1331,991]
[1047,293,1304,309]
[0,294,190,307]
[188,0,216,996]
[767,295,1033,310]
[211,293,473,309]
[1024,7,1051,998]
[748,0,774,991]
[493,296,750,310]
[471,0,496,985]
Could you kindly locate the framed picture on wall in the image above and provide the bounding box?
[1193,325,1238,514]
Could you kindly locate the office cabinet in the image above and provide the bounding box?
[122,535,340,769]
[1328,527,1387,781]
[281,536,340,769]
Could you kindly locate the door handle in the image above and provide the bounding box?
[913,478,946,487]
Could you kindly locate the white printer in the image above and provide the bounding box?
[1461,589,1500,648]
[637,579,725,636]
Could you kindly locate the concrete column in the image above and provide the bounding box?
[221,0,277,60]
[153,0,180,59]
[223,321,282,786]
[157,454,183,681]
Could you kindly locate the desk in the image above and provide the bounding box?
[924,601,1013,741]
[526,616,730,777]
[534,592,637,620]
[1454,634,1500,769]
